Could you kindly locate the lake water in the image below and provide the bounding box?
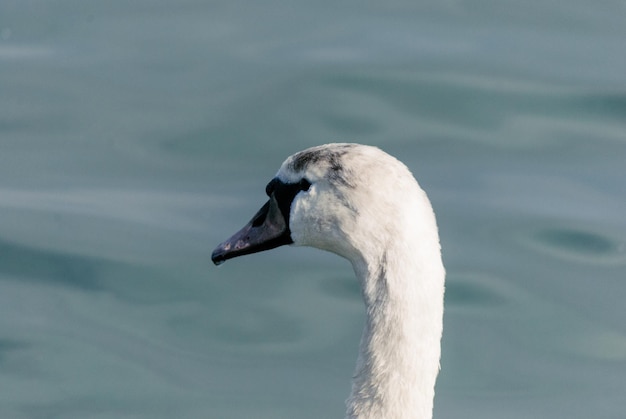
[1,1,625,418]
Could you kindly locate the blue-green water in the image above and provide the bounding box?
[1,1,626,418]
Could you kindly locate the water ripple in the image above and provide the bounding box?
[0,238,102,290]
[530,227,625,265]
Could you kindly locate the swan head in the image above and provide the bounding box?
[212,143,444,418]
[212,143,430,266]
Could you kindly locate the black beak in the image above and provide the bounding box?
[211,194,293,265]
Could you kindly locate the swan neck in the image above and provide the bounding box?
[346,242,444,419]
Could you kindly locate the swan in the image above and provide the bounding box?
[212,143,445,419]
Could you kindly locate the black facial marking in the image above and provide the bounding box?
[298,178,312,191]
[265,178,311,225]
[265,178,279,196]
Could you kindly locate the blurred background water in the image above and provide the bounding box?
[1,1,625,418]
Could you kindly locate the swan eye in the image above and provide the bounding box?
[298,179,311,192]
[266,178,310,197]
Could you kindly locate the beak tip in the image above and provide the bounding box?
[211,246,227,266]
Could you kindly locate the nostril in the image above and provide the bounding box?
[251,201,271,227]
[251,211,267,227]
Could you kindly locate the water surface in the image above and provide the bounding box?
[1,1,625,418]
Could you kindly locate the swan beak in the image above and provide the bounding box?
[211,195,292,265]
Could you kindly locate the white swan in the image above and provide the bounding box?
[212,143,445,419]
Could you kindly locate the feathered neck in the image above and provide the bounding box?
[345,219,444,419]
